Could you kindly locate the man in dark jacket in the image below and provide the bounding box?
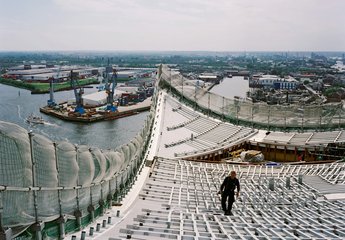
[220,170,240,215]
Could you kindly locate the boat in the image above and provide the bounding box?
[265,161,282,167]
[26,114,45,124]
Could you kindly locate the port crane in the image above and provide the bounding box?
[47,64,62,107]
[103,60,117,112]
[70,70,85,114]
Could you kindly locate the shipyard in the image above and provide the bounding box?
[39,97,152,122]
[2,56,345,239]
[1,59,156,123]
[1,0,345,240]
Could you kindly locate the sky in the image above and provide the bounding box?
[0,0,345,51]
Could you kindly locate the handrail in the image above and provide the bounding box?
[159,65,345,132]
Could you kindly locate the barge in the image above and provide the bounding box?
[40,97,152,123]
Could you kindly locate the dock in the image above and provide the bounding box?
[40,98,152,123]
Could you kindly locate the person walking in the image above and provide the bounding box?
[220,170,240,215]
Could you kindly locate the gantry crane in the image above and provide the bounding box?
[70,70,85,114]
[47,64,62,107]
[103,59,117,112]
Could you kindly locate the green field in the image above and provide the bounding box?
[0,77,99,93]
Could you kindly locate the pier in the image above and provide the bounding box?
[40,97,152,123]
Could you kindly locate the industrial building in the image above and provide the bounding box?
[198,73,221,83]
[3,64,104,82]
[249,75,299,90]
[114,70,156,80]
[0,65,345,240]
[2,65,345,239]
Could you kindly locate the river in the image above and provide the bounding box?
[0,83,148,149]
[209,76,249,99]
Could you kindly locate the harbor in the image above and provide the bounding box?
[29,61,156,123]
[0,83,149,150]
[40,97,152,122]
[1,0,345,238]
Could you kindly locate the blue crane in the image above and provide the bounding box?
[70,70,85,114]
[47,64,62,107]
[103,60,117,112]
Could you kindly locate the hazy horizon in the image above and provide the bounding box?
[1,0,345,51]
[0,50,344,54]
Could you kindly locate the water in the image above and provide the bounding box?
[0,83,148,149]
[210,76,249,99]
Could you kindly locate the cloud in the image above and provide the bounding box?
[1,0,345,51]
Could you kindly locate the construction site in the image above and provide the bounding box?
[1,65,345,240]
[38,61,155,122]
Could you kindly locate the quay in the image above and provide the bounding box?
[40,97,152,123]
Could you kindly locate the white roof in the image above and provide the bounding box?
[198,75,218,79]
[259,75,280,80]
[117,86,138,93]
[82,91,107,101]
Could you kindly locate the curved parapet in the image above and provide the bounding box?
[0,121,35,227]
[90,147,107,184]
[0,121,32,187]
[103,151,121,181]
[159,65,345,131]
[56,141,79,187]
[0,99,156,237]
[55,141,79,216]
[77,145,95,186]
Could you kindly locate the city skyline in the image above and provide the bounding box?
[1,0,345,51]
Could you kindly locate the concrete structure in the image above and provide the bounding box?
[250,75,299,90]
[103,158,345,240]
[198,73,220,83]
[4,66,103,82]
[273,79,299,90]
[21,71,71,82]
[2,65,345,240]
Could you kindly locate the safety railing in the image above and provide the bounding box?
[159,65,345,132]
[0,71,162,239]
